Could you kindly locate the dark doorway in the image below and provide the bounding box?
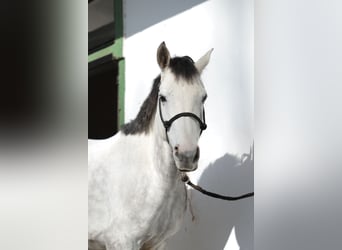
[88,55,119,139]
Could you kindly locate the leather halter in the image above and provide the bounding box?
[158,97,207,142]
[158,96,254,201]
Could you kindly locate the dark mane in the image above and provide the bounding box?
[121,75,161,135]
[169,56,199,81]
[121,56,198,135]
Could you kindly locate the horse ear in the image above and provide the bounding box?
[157,42,170,70]
[195,48,214,74]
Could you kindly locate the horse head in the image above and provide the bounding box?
[156,42,213,172]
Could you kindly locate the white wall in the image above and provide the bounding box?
[123,0,254,249]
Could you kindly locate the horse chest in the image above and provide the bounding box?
[140,180,187,246]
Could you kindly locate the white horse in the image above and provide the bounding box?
[88,42,213,250]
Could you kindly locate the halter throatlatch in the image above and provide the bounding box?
[159,98,207,142]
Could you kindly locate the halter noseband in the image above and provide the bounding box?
[158,97,207,142]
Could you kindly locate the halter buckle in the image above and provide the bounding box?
[163,121,171,131]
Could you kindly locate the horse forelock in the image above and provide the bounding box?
[168,56,199,82]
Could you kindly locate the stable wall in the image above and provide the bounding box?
[123,0,254,249]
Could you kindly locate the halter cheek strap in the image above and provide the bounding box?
[159,98,207,142]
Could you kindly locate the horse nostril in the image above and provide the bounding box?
[193,147,200,163]
[174,145,179,152]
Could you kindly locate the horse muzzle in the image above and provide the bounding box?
[173,146,200,172]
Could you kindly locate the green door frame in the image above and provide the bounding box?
[88,0,125,127]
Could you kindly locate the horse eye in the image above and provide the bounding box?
[202,94,208,103]
[160,95,167,102]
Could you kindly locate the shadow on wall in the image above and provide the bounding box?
[169,147,254,250]
[124,0,207,38]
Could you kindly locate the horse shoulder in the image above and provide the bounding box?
[88,134,127,238]
[88,133,156,238]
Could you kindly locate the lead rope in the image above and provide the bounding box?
[181,173,254,201]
